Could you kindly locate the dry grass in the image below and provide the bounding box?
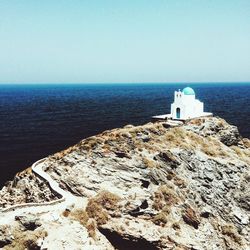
[217,119,226,128]
[152,205,170,226]
[64,208,98,238]
[221,224,242,245]
[163,127,229,158]
[4,229,47,250]
[242,138,250,147]
[164,127,187,146]
[85,191,120,225]
[86,199,109,225]
[231,146,244,157]
[93,191,120,210]
[231,145,250,160]
[61,191,120,237]
[152,211,168,226]
[153,185,179,209]
[70,209,89,226]
[142,157,159,168]
[152,185,179,226]
[86,219,97,238]
[53,145,76,160]
[80,138,99,151]
[201,142,220,156]
[173,176,186,188]
[188,118,205,126]
[188,132,228,157]
[16,167,33,176]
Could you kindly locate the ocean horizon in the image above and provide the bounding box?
[0,82,249,186]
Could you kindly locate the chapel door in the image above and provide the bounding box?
[176,108,180,119]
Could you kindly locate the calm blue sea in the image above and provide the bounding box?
[0,83,249,186]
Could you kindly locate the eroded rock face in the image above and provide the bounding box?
[0,169,59,208]
[0,117,249,249]
[0,225,12,248]
[15,215,42,231]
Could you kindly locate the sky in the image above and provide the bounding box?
[0,0,249,83]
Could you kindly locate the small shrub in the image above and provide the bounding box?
[231,146,244,157]
[62,209,70,217]
[85,191,120,225]
[217,120,225,128]
[159,185,179,205]
[189,118,203,126]
[4,229,47,250]
[173,177,186,188]
[86,219,96,238]
[70,209,89,226]
[152,191,164,211]
[86,199,108,225]
[242,138,250,148]
[166,171,176,180]
[152,185,179,211]
[152,212,168,226]
[221,224,242,245]
[94,191,120,210]
[142,157,158,168]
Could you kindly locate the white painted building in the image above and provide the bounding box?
[170,87,212,120]
[152,86,212,121]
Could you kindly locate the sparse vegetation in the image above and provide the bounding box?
[86,191,120,225]
[152,185,179,226]
[62,190,120,238]
[86,199,109,225]
[4,228,47,250]
[70,209,89,226]
[221,224,242,245]
[152,210,168,226]
[242,138,250,148]
[92,191,121,210]
[86,219,97,238]
[152,185,179,210]
[217,119,226,128]
[189,118,205,126]
[62,209,70,217]
[166,170,175,180]
[142,157,159,168]
[173,176,186,188]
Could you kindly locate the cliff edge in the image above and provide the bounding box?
[0,116,249,250]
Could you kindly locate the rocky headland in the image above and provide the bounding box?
[0,116,249,250]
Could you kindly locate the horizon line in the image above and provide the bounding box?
[0,81,250,85]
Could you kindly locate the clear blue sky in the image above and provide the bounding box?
[0,0,249,83]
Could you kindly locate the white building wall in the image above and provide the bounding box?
[170,90,204,120]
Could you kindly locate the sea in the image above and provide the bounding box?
[0,83,249,186]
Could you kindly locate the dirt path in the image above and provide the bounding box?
[0,158,78,224]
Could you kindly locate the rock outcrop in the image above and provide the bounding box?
[0,116,249,249]
[0,168,59,208]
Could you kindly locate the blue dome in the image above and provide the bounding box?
[183,87,195,95]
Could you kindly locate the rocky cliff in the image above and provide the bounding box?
[0,116,249,250]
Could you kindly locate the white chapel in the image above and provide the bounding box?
[152,86,212,121]
[170,87,212,120]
